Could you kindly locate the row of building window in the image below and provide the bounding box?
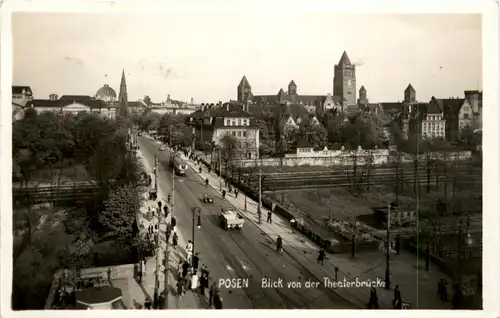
[225,118,249,126]
[229,130,248,137]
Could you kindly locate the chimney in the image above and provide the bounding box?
[49,93,58,101]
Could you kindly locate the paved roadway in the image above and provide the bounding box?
[139,137,358,309]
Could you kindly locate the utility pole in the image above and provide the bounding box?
[219,148,223,191]
[385,201,392,290]
[258,161,262,224]
[153,184,160,307]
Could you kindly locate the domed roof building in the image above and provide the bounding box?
[95,84,117,103]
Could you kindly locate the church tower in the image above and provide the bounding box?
[404,84,416,102]
[288,80,297,95]
[118,69,128,118]
[358,85,368,104]
[237,76,252,102]
[333,51,356,106]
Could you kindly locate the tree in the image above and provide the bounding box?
[98,184,143,240]
[132,232,152,261]
[219,134,238,176]
[292,124,328,149]
[459,125,474,146]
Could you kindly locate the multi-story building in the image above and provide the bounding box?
[28,94,117,118]
[187,103,260,159]
[422,97,446,139]
[237,51,364,115]
[463,90,482,131]
[12,86,33,121]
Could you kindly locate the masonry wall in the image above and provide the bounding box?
[237,149,390,168]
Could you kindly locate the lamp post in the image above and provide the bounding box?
[385,201,396,290]
[192,207,201,259]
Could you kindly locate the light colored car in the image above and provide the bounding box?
[219,208,244,230]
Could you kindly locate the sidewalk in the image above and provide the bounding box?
[125,150,202,309]
[185,157,453,309]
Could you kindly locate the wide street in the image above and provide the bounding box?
[138,137,358,309]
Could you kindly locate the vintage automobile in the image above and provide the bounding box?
[219,208,244,230]
[202,193,214,203]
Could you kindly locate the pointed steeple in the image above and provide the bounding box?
[405,84,415,92]
[338,51,352,66]
[118,69,128,118]
[360,85,366,92]
[238,75,251,88]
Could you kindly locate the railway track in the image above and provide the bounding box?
[253,172,481,191]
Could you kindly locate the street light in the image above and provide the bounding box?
[385,201,397,290]
[192,207,201,259]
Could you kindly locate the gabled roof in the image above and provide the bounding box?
[405,84,415,92]
[434,98,464,116]
[28,97,109,109]
[59,95,94,102]
[338,51,352,66]
[238,76,251,88]
[217,107,253,118]
[12,86,33,95]
[427,97,443,114]
[379,102,404,114]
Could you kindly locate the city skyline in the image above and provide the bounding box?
[13,12,481,104]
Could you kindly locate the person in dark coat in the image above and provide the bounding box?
[451,284,463,309]
[209,281,218,308]
[267,211,272,223]
[214,291,223,309]
[395,235,401,255]
[144,298,152,309]
[368,286,379,309]
[393,285,402,308]
[182,261,190,278]
[172,232,178,249]
[192,253,200,271]
[234,188,239,198]
[276,236,283,253]
[205,178,209,187]
[200,272,208,295]
[317,248,326,265]
[222,190,226,199]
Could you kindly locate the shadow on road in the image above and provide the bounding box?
[133,277,153,303]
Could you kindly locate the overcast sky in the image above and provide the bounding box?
[12,12,481,104]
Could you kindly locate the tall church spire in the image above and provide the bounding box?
[118,69,128,118]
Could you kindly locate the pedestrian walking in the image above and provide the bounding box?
[186,240,193,262]
[438,279,448,301]
[176,279,184,299]
[234,188,239,198]
[205,178,209,187]
[214,291,223,309]
[267,211,272,223]
[209,281,218,308]
[208,166,211,173]
[200,272,208,295]
[171,216,177,230]
[141,259,146,276]
[393,285,402,309]
[290,218,296,233]
[222,190,226,199]
[172,232,178,249]
[199,167,202,174]
[182,261,190,278]
[395,234,401,255]
[368,286,379,309]
[191,271,199,290]
[193,253,200,270]
[144,298,152,309]
[276,235,283,253]
[317,248,326,265]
